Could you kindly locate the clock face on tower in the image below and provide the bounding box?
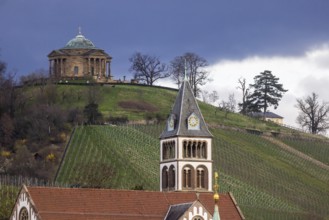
[188,113,200,130]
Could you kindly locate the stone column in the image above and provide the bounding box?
[55,59,58,77]
[93,58,96,76]
[63,59,65,76]
[98,58,102,77]
[108,61,111,80]
[104,59,108,77]
[102,59,106,77]
[49,60,52,77]
[60,58,63,76]
[101,59,104,77]
[88,58,91,76]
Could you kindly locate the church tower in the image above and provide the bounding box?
[160,77,213,192]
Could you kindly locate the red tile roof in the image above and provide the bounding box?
[24,186,244,220]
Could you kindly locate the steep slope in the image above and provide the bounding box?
[56,124,329,219]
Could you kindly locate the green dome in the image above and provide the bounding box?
[64,32,95,49]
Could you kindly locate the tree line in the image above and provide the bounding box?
[129,52,210,97]
[0,60,115,179]
[236,71,329,134]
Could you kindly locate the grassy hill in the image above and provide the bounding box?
[22,84,329,219]
[24,83,299,132]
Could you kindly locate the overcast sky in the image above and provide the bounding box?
[1,0,329,129]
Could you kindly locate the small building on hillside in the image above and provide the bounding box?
[250,111,284,125]
[48,29,113,82]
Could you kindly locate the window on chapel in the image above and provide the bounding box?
[19,207,28,220]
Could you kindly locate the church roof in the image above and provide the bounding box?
[160,80,213,139]
[165,202,193,220]
[13,186,244,220]
[63,31,96,49]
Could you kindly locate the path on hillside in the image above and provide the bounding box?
[264,136,329,172]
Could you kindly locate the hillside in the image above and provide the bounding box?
[22,83,299,131]
[51,84,329,219]
[2,84,329,219]
[54,123,329,219]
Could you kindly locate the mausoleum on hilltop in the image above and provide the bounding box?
[48,28,113,82]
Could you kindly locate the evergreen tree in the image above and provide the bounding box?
[248,70,288,114]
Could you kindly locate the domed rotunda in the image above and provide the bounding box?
[48,29,112,82]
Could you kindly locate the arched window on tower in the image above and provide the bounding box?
[162,141,175,160]
[162,166,169,190]
[182,165,194,189]
[183,141,187,158]
[196,166,208,189]
[197,142,201,158]
[201,141,207,159]
[192,141,197,157]
[183,140,207,159]
[169,165,175,189]
[169,141,175,158]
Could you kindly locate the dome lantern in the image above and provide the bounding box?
[63,28,95,49]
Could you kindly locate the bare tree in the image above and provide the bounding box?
[237,78,250,115]
[170,52,210,97]
[209,90,219,104]
[296,92,329,134]
[20,68,48,86]
[201,90,210,104]
[0,61,17,118]
[0,113,14,148]
[201,90,219,105]
[129,52,169,86]
[217,93,236,117]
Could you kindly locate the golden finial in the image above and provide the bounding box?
[213,171,220,203]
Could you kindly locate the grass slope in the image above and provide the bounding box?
[52,84,329,219]
[56,124,329,219]
[25,83,297,132]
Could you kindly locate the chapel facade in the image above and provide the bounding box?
[48,29,112,82]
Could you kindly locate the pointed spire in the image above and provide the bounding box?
[213,172,221,220]
[160,55,212,139]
